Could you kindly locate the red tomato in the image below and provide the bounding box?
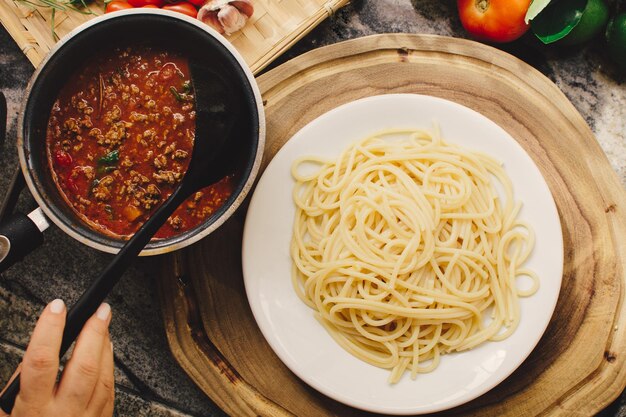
[457,0,531,43]
[105,0,133,13]
[142,4,159,7]
[162,2,198,18]
[186,0,203,6]
[54,150,73,167]
[127,0,164,7]
[65,175,79,194]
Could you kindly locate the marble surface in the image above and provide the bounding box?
[0,0,625,416]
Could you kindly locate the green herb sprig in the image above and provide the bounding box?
[170,83,194,103]
[98,149,119,165]
[17,0,97,40]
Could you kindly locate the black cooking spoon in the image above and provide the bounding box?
[0,61,242,413]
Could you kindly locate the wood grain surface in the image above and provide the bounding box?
[155,34,626,416]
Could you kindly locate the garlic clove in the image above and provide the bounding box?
[203,0,229,11]
[197,8,225,34]
[218,4,247,35]
[198,0,254,36]
[202,0,253,15]
[230,0,253,17]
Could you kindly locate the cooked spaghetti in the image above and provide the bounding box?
[290,128,537,383]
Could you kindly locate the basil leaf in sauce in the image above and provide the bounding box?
[170,85,193,102]
[98,149,119,165]
[182,80,192,94]
[170,86,184,102]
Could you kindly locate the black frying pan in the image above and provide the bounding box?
[0,10,265,272]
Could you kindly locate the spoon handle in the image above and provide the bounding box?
[60,184,188,354]
[0,184,189,413]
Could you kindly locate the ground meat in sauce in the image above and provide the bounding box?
[46,45,234,239]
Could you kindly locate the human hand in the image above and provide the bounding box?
[0,299,114,417]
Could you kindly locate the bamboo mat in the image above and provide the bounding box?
[0,0,349,73]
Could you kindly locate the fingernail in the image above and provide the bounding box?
[96,303,111,321]
[110,341,114,352]
[49,299,65,314]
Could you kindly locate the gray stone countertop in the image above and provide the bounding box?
[0,0,624,416]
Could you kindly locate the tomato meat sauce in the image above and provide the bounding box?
[46,44,233,239]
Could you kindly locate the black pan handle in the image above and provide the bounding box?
[0,208,49,274]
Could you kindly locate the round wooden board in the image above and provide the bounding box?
[155,34,626,416]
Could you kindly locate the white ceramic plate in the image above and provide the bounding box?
[242,94,563,415]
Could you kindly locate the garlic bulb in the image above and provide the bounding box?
[198,0,254,35]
